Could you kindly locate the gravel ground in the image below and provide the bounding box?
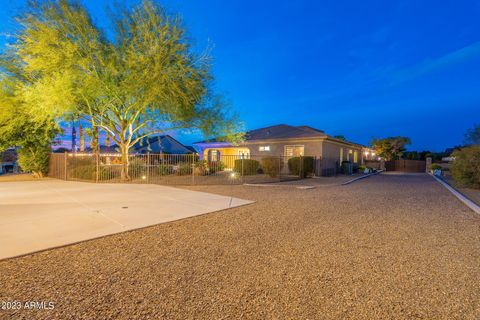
[1,173,480,319]
[443,175,480,207]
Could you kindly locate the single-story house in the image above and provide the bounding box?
[1,148,19,174]
[132,135,196,154]
[193,124,368,175]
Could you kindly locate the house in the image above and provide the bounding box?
[193,124,367,175]
[1,148,19,174]
[131,135,195,154]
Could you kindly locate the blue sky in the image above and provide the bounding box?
[1,0,480,151]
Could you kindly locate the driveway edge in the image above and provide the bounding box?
[431,174,480,214]
[341,170,384,185]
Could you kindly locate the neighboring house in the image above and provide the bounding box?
[193,124,367,175]
[1,148,19,174]
[131,135,195,154]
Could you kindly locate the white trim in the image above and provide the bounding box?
[430,174,480,215]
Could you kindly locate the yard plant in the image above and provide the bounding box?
[233,159,260,175]
[287,156,314,178]
[451,146,480,189]
[0,0,243,180]
[261,157,283,178]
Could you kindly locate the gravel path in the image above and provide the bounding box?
[1,173,479,319]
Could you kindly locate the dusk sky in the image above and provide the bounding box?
[1,0,480,151]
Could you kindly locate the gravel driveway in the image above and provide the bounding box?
[1,173,479,319]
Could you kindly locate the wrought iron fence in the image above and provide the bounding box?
[48,153,321,185]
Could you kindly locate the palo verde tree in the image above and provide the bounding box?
[0,77,60,177]
[371,136,411,161]
[4,0,242,180]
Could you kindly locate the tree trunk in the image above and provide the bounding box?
[79,124,85,152]
[120,144,130,181]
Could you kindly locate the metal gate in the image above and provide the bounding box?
[385,160,426,172]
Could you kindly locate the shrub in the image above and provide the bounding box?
[234,159,260,175]
[194,160,208,175]
[69,165,95,180]
[287,156,315,177]
[17,146,51,178]
[261,157,283,178]
[430,163,442,171]
[69,165,118,181]
[451,146,480,189]
[153,164,173,176]
[128,158,146,178]
[209,161,225,173]
[177,162,193,175]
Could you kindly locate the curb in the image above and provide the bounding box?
[430,174,480,215]
[243,183,315,189]
[341,170,384,185]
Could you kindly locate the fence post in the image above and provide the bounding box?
[95,152,99,183]
[241,157,244,183]
[64,152,68,180]
[300,155,303,179]
[146,152,150,184]
[191,154,195,185]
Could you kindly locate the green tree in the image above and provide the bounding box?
[451,146,480,189]
[3,0,242,180]
[0,78,60,177]
[333,135,347,141]
[371,137,411,161]
[465,124,480,146]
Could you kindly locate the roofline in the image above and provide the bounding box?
[324,136,366,148]
[194,136,366,148]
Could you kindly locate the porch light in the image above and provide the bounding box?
[142,175,146,180]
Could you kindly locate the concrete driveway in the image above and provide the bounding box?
[0,180,253,260]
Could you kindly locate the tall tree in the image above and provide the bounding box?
[465,124,480,146]
[0,77,60,177]
[371,137,411,161]
[3,0,242,180]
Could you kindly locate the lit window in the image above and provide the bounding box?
[354,151,358,163]
[259,146,270,152]
[340,148,343,161]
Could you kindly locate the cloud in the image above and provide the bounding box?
[392,41,480,84]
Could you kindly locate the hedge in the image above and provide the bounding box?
[234,159,260,175]
[261,157,283,178]
[287,156,314,177]
[451,146,480,189]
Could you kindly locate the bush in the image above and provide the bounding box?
[430,163,442,171]
[287,156,314,177]
[69,165,118,181]
[177,162,193,175]
[153,164,173,176]
[261,157,283,178]
[234,159,260,175]
[209,161,225,173]
[451,146,480,189]
[17,146,50,178]
[69,165,95,180]
[193,160,208,175]
[128,158,146,179]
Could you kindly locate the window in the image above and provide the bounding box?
[239,150,249,159]
[339,148,343,162]
[354,151,358,163]
[259,146,270,152]
[208,149,220,162]
[285,145,304,157]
